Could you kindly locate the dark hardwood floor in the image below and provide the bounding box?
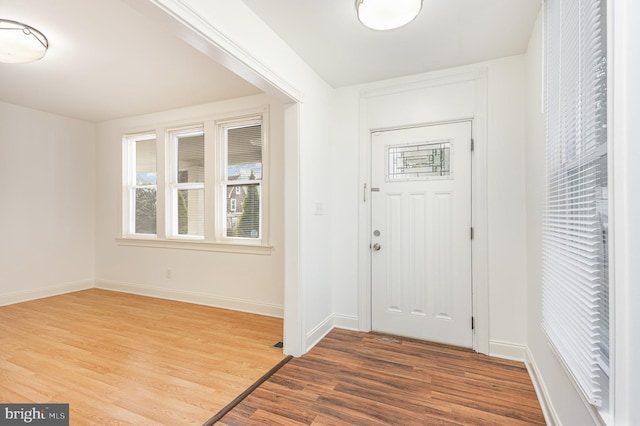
[218,328,546,425]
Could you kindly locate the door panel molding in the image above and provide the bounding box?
[357,67,489,354]
[370,122,472,347]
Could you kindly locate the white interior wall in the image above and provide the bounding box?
[152,0,337,356]
[298,96,335,348]
[485,55,528,355]
[329,88,360,329]
[0,101,96,305]
[94,94,286,316]
[331,56,528,357]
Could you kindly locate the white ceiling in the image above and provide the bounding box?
[0,0,541,123]
[241,0,541,87]
[0,0,262,123]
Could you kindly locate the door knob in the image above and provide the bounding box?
[372,243,381,251]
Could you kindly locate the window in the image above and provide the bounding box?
[168,127,204,239]
[222,121,263,239]
[121,111,268,250]
[542,0,609,412]
[124,133,157,236]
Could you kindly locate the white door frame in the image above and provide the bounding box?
[357,67,489,354]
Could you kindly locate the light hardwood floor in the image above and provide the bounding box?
[0,289,284,425]
[219,328,547,425]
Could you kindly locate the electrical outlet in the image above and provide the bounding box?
[166,268,172,279]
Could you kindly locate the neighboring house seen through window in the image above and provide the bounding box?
[222,121,262,239]
[124,133,157,236]
[122,112,266,247]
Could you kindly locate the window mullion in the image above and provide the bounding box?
[155,129,166,239]
[167,126,205,239]
[124,140,136,235]
[204,120,216,242]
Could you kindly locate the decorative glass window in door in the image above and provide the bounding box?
[386,140,451,181]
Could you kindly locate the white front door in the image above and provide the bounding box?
[370,121,473,348]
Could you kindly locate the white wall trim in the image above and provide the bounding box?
[359,66,488,100]
[95,280,283,318]
[471,73,490,355]
[137,0,303,103]
[611,1,640,425]
[115,237,273,255]
[2,277,285,321]
[305,313,359,352]
[357,96,373,333]
[526,347,561,426]
[333,314,359,331]
[282,102,304,357]
[0,280,94,307]
[489,340,527,362]
[305,314,334,351]
[357,65,490,355]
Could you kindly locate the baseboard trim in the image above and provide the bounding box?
[94,280,283,318]
[333,314,359,331]
[305,314,334,352]
[489,339,527,362]
[0,280,94,306]
[525,347,560,426]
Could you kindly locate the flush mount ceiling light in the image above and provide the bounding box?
[0,19,49,64]
[356,0,423,31]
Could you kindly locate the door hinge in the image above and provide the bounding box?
[470,227,474,240]
[471,138,475,152]
[471,316,475,330]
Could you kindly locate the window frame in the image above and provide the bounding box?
[166,125,206,241]
[122,132,158,239]
[217,116,266,243]
[119,108,271,255]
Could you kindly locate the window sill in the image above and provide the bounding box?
[115,237,273,255]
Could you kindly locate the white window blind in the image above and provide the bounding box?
[542,0,608,408]
[222,122,263,239]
